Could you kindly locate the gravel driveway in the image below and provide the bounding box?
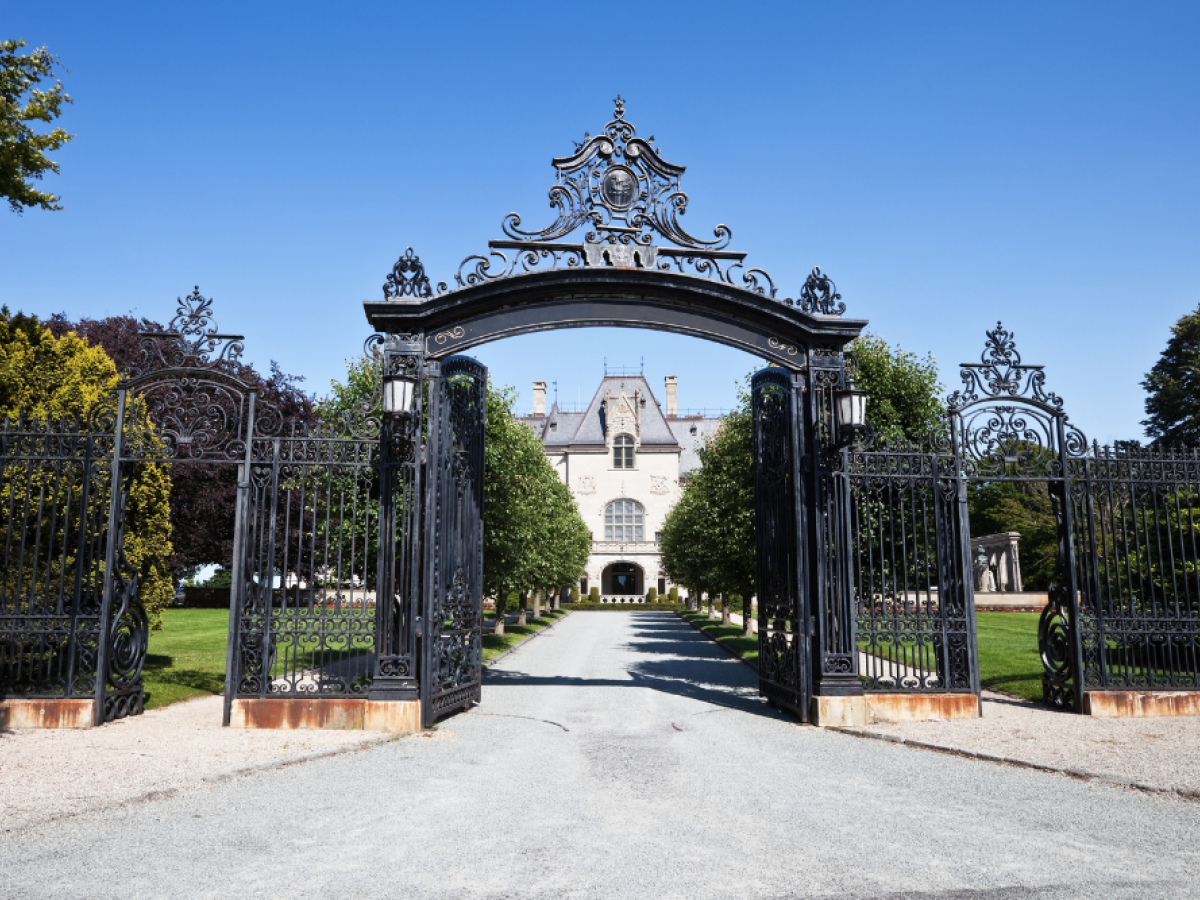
[2,611,1199,899]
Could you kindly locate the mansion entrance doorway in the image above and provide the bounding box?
[602,562,644,597]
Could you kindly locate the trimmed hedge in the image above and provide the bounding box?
[570,602,685,611]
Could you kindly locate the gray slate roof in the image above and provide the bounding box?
[520,375,724,478]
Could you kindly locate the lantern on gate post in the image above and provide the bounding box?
[382,365,417,417]
[833,379,868,447]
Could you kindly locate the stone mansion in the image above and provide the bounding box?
[519,373,722,601]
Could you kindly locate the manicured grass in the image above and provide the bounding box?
[143,607,229,710]
[976,610,1043,702]
[681,609,1047,704]
[680,611,759,668]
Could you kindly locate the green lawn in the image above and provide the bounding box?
[976,610,1043,701]
[681,609,1046,703]
[680,611,759,668]
[143,607,229,710]
[141,607,571,709]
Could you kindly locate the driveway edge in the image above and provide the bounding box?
[483,610,571,670]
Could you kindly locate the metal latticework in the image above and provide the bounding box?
[1072,446,1200,694]
[840,436,977,693]
[0,419,118,713]
[420,356,487,728]
[751,369,811,719]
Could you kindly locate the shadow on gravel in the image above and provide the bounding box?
[485,614,786,720]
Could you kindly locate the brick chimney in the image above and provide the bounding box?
[664,376,677,416]
[532,381,547,416]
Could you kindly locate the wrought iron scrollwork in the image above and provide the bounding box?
[368,99,847,309]
[383,247,435,298]
[797,267,846,316]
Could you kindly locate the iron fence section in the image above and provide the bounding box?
[841,441,977,693]
[1071,446,1200,692]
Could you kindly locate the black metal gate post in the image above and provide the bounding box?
[752,368,813,720]
[1054,416,1087,713]
[93,388,128,726]
[419,355,487,729]
[808,351,863,699]
[222,390,257,726]
[370,335,424,701]
[940,430,981,695]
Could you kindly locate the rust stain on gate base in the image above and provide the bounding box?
[0,699,95,729]
[230,699,420,732]
[811,693,980,727]
[1084,690,1200,718]
[866,693,980,724]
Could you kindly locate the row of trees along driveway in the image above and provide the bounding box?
[659,332,944,635]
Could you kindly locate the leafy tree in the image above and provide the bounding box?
[483,382,589,633]
[0,309,173,627]
[1,40,73,214]
[48,312,314,576]
[966,480,1058,590]
[1142,303,1200,447]
[849,331,944,444]
[661,390,756,632]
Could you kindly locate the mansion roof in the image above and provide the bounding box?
[520,375,723,475]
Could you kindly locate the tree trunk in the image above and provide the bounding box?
[532,589,542,621]
[517,592,528,626]
[721,592,731,627]
[493,595,507,635]
[707,592,714,617]
[742,590,754,637]
[553,588,561,611]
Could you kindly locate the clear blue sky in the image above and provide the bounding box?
[4,2,1198,442]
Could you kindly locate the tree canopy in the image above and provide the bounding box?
[660,384,756,630]
[483,382,590,631]
[849,331,945,444]
[1,40,73,214]
[1142,303,1200,447]
[0,308,174,627]
[48,312,315,578]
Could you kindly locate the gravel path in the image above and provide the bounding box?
[2,612,1199,899]
[0,695,393,832]
[848,690,1200,795]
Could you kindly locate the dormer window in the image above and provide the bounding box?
[613,434,635,469]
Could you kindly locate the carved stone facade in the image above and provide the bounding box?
[520,374,722,601]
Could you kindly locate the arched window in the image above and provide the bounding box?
[613,434,635,469]
[605,500,644,542]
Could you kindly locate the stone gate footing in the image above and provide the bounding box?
[0,699,95,729]
[229,698,421,732]
[1083,690,1200,718]
[811,693,980,728]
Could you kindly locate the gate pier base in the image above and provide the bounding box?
[229,699,421,732]
[811,694,980,727]
[0,699,95,729]
[1083,691,1200,718]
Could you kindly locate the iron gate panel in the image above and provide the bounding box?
[842,438,977,693]
[1071,447,1200,693]
[1,419,111,706]
[233,435,381,698]
[751,369,811,718]
[420,355,486,728]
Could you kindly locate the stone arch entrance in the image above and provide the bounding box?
[602,562,644,598]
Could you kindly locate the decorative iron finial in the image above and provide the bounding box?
[383,247,433,299]
[127,286,245,379]
[798,267,846,316]
[613,94,625,120]
[948,320,1064,412]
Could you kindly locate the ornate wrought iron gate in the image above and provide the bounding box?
[752,368,812,720]
[419,356,487,728]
